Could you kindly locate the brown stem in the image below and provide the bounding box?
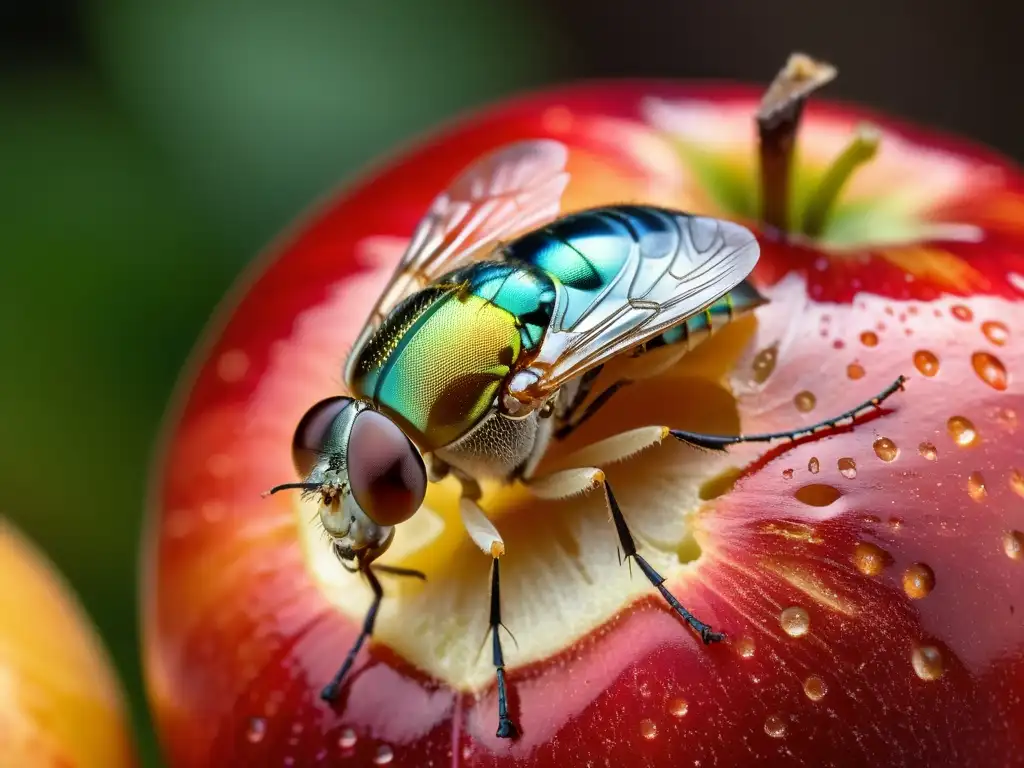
[757,53,837,236]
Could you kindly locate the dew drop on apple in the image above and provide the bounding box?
[669,698,689,717]
[764,714,787,738]
[911,645,945,681]
[913,349,940,377]
[860,330,879,347]
[971,351,1008,391]
[947,415,979,447]
[794,390,816,412]
[246,717,267,744]
[736,636,756,658]
[338,728,357,750]
[951,304,973,322]
[780,606,810,637]
[902,563,935,599]
[783,468,794,479]
[795,484,842,506]
[752,345,778,384]
[873,437,899,462]
[919,441,938,461]
[847,362,866,380]
[853,542,887,576]
[981,320,1009,346]
[640,719,658,740]
[373,744,394,765]
[967,471,987,502]
[838,458,857,479]
[1003,530,1023,561]
[1010,470,1024,498]
[808,457,820,474]
[803,675,827,701]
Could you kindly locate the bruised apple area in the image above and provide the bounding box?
[144,59,1024,766]
[0,520,136,768]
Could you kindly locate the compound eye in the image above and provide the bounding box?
[348,410,426,526]
[291,397,355,477]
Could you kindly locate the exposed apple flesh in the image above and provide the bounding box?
[144,61,1024,766]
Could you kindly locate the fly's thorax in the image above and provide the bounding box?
[346,261,557,452]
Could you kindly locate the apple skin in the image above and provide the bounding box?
[143,81,1024,767]
[0,520,137,768]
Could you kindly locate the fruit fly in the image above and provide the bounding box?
[265,140,905,737]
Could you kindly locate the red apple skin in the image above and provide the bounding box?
[143,81,1024,767]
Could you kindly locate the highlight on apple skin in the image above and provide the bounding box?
[0,519,137,768]
[143,57,1024,767]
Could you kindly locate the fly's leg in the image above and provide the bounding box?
[489,558,518,738]
[458,487,518,738]
[527,461,723,643]
[555,379,632,441]
[320,556,425,703]
[671,375,906,450]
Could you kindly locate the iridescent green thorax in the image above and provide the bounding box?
[348,262,556,451]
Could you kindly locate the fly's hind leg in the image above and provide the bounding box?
[671,375,907,450]
[457,482,518,738]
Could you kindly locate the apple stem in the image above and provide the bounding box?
[801,123,881,237]
[757,53,837,237]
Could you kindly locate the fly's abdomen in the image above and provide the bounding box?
[348,261,556,451]
[645,279,767,354]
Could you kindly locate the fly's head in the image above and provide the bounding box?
[264,396,427,568]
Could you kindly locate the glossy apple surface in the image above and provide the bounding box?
[143,80,1024,766]
[0,520,136,768]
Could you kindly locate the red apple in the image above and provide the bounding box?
[0,520,137,768]
[143,56,1024,766]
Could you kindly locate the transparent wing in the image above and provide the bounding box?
[344,139,570,383]
[506,211,760,410]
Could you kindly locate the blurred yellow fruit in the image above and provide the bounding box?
[0,519,136,768]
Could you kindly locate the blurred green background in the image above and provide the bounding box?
[1,1,1020,765]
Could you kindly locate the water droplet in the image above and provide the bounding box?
[752,345,778,384]
[794,484,842,506]
[860,330,879,347]
[902,563,935,599]
[838,458,857,479]
[246,717,267,744]
[338,729,357,750]
[764,714,787,738]
[1011,469,1024,498]
[967,471,987,502]
[640,718,658,740]
[847,362,866,380]
[780,606,810,637]
[971,351,1008,391]
[808,457,820,474]
[803,676,827,701]
[794,390,816,412]
[873,437,899,462]
[947,416,979,447]
[911,645,945,681]
[736,636,756,658]
[373,744,394,765]
[981,320,1009,346]
[1003,530,1023,560]
[919,442,938,460]
[853,542,888,576]
[669,698,689,717]
[782,468,794,480]
[951,304,973,321]
[913,350,940,377]
[833,339,845,349]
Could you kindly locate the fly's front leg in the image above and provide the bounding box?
[526,450,724,644]
[457,480,518,738]
[321,549,426,703]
